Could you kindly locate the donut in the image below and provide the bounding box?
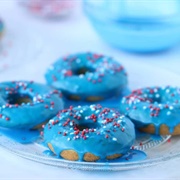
[0,19,4,39]
[45,52,128,102]
[0,81,64,129]
[120,86,180,135]
[43,104,135,162]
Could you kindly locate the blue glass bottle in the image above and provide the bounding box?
[84,0,180,52]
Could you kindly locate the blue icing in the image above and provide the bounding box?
[0,81,64,129]
[119,86,180,134]
[0,19,4,34]
[43,105,135,161]
[0,127,40,144]
[45,52,128,101]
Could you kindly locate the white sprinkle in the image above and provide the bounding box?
[67,138,71,141]
[80,110,83,113]
[121,98,125,104]
[119,115,125,119]
[96,110,100,114]
[144,94,148,97]
[118,120,122,123]
[49,119,54,124]
[112,137,117,141]
[112,113,116,117]
[158,104,163,109]
[78,105,81,108]
[103,126,107,128]
[79,74,84,78]
[70,122,73,126]
[154,89,158,93]
[167,111,171,115]
[166,89,170,93]
[143,106,147,109]
[136,100,140,103]
[155,94,160,98]
[62,69,66,73]
[169,106,174,110]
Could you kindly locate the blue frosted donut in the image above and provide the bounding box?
[0,81,64,129]
[0,19,4,38]
[43,104,135,162]
[45,52,128,102]
[120,86,180,135]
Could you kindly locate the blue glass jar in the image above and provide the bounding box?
[84,0,180,52]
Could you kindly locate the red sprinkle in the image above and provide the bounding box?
[105,134,109,138]
[6,117,10,121]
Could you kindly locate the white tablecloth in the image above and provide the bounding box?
[0,1,180,179]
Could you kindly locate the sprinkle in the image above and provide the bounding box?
[45,105,49,109]
[166,89,170,93]
[6,117,10,121]
[167,111,171,116]
[155,94,160,98]
[169,106,174,110]
[112,137,117,141]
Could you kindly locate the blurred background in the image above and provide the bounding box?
[1,0,180,85]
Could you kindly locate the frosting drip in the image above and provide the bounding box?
[43,104,135,161]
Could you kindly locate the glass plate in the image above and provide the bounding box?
[0,29,42,73]
[0,56,179,171]
[0,130,171,171]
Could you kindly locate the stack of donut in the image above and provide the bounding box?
[1,51,180,162]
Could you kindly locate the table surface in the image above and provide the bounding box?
[1,1,180,179]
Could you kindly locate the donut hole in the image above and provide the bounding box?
[7,93,33,105]
[73,67,95,75]
[76,123,100,131]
